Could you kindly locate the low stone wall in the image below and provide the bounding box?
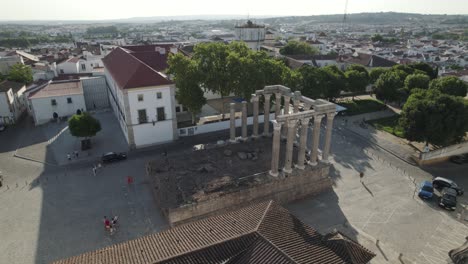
[163,164,332,226]
[418,141,468,165]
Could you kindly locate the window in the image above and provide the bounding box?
[138,109,147,124]
[67,97,72,104]
[51,99,57,106]
[81,64,86,70]
[156,92,162,99]
[138,94,144,102]
[183,106,188,112]
[90,63,93,67]
[60,69,64,74]
[175,106,181,113]
[157,107,166,121]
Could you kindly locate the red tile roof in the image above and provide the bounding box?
[52,201,375,264]
[102,47,172,89]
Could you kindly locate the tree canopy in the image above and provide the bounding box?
[429,76,467,97]
[167,53,206,124]
[408,62,438,79]
[374,71,404,103]
[399,89,467,146]
[404,73,430,91]
[68,113,102,139]
[345,70,369,96]
[369,67,388,84]
[279,40,319,56]
[7,63,32,84]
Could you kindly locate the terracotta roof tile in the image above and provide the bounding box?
[53,201,375,264]
[102,47,172,89]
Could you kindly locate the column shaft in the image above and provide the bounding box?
[269,121,282,177]
[251,94,259,137]
[296,118,310,169]
[263,94,271,136]
[229,103,236,142]
[322,113,335,162]
[283,120,297,173]
[309,115,323,166]
[275,92,282,117]
[241,101,247,139]
[281,96,291,139]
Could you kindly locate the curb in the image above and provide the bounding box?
[13,152,58,167]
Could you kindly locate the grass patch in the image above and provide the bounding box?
[339,99,387,116]
[368,115,405,138]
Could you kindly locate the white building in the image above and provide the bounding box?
[103,45,179,149]
[0,80,27,125]
[56,57,81,74]
[235,20,266,51]
[28,80,86,125]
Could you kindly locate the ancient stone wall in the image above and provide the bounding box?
[164,164,332,226]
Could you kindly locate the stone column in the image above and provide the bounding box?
[229,103,236,143]
[241,101,247,140]
[293,91,301,113]
[269,120,282,177]
[309,114,323,166]
[263,94,272,136]
[283,119,297,174]
[251,94,259,138]
[281,95,291,139]
[275,92,282,117]
[296,118,310,170]
[322,112,335,163]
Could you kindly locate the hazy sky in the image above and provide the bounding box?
[3,0,468,20]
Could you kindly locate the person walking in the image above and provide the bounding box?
[67,153,71,161]
[74,150,79,158]
[103,216,111,232]
[92,166,96,176]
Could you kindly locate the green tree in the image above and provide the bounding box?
[68,113,101,149]
[369,67,388,84]
[192,42,233,116]
[409,62,438,79]
[374,71,404,103]
[371,34,384,42]
[429,76,467,97]
[345,70,368,99]
[322,65,346,101]
[404,73,430,91]
[399,89,467,146]
[167,53,206,124]
[298,66,325,99]
[279,40,319,56]
[8,63,32,84]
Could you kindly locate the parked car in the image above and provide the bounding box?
[418,181,434,199]
[432,177,464,196]
[0,125,5,132]
[438,187,457,210]
[101,152,127,163]
[450,154,468,165]
[449,236,468,264]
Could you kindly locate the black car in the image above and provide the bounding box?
[439,187,457,210]
[450,154,468,165]
[432,177,464,196]
[101,152,127,163]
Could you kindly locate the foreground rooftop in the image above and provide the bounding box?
[53,200,375,264]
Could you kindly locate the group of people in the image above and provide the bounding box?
[67,150,79,161]
[103,216,119,234]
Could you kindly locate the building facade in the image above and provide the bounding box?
[28,80,86,125]
[103,45,178,149]
[0,80,27,125]
[235,20,266,51]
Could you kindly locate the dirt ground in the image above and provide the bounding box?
[147,137,299,208]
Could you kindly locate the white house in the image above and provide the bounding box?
[102,45,179,149]
[235,20,266,51]
[28,80,86,125]
[56,57,80,74]
[0,80,27,125]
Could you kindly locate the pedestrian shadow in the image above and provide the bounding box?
[361,181,374,197]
